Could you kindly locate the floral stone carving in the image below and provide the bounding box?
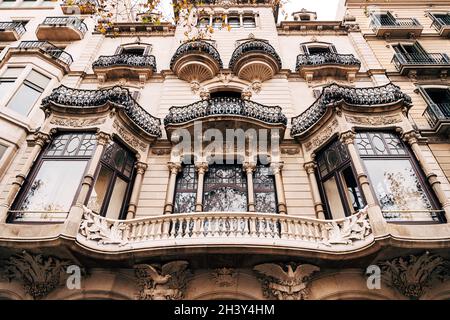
[212,267,237,287]
[0,251,80,299]
[254,262,320,300]
[380,252,449,299]
[134,261,191,300]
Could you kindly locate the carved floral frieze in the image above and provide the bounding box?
[113,120,148,152]
[212,268,237,287]
[345,114,403,126]
[50,116,106,128]
[304,119,339,151]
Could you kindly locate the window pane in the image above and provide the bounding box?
[88,166,113,214]
[203,165,247,212]
[323,176,346,219]
[228,17,240,28]
[26,69,50,89]
[19,160,87,212]
[105,177,128,220]
[0,143,7,160]
[254,165,277,213]
[364,159,435,221]
[6,83,41,115]
[243,17,256,28]
[0,81,15,99]
[46,133,96,157]
[174,165,197,213]
[2,67,24,78]
[340,166,364,213]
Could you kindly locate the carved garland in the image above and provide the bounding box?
[345,114,403,126]
[50,116,106,127]
[304,119,339,152]
[112,120,147,152]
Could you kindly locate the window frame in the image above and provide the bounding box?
[172,164,198,214]
[300,42,338,55]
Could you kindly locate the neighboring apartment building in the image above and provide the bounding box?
[0,0,448,300]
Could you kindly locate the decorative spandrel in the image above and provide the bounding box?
[254,165,277,213]
[173,165,197,214]
[203,165,248,212]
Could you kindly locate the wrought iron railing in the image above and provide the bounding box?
[229,39,282,70]
[170,40,223,70]
[296,53,361,70]
[370,16,422,31]
[16,41,73,65]
[40,16,88,35]
[291,83,411,136]
[78,206,372,251]
[392,52,450,70]
[0,21,26,36]
[42,85,161,137]
[92,54,157,71]
[431,15,450,32]
[164,97,287,126]
[423,102,450,128]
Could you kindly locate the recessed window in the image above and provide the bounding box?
[6,69,51,116]
[228,16,240,28]
[121,47,145,56]
[317,139,364,219]
[421,87,450,118]
[243,16,256,28]
[0,67,24,99]
[213,17,223,29]
[197,17,210,28]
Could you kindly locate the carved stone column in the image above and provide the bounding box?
[402,131,450,218]
[244,162,257,212]
[270,162,287,214]
[126,162,148,220]
[0,132,50,222]
[195,162,208,212]
[164,162,181,214]
[340,131,387,235]
[75,132,111,207]
[304,161,325,219]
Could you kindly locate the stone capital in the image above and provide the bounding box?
[96,131,111,146]
[340,130,355,145]
[304,161,317,174]
[33,132,51,147]
[270,162,284,175]
[168,162,182,174]
[195,161,209,174]
[135,162,148,175]
[401,130,419,145]
[243,162,257,174]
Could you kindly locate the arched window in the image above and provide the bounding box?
[87,140,136,220]
[9,132,97,223]
[173,164,197,213]
[317,139,364,219]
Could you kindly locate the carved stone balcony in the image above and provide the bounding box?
[229,40,282,83]
[291,83,412,137]
[4,41,73,73]
[296,53,361,82]
[164,96,287,137]
[36,17,88,42]
[392,52,450,78]
[0,22,26,41]
[431,16,450,37]
[77,207,373,255]
[370,17,423,38]
[60,0,98,15]
[423,103,450,136]
[170,40,223,83]
[42,85,161,137]
[92,54,157,83]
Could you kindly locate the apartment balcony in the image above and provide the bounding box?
[296,53,361,82]
[36,17,88,42]
[60,0,98,15]
[4,41,73,73]
[370,17,423,38]
[42,85,162,137]
[170,40,223,83]
[0,21,26,41]
[431,16,450,37]
[229,39,282,83]
[92,54,157,82]
[392,52,450,78]
[423,102,450,136]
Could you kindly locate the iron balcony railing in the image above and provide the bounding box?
[40,16,88,35]
[296,53,361,70]
[92,54,157,71]
[0,21,26,36]
[431,15,450,32]
[17,41,73,65]
[170,40,223,70]
[229,39,282,70]
[392,52,450,70]
[423,102,450,128]
[291,83,412,136]
[370,16,422,31]
[42,85,161,137]
[164,96,287,126]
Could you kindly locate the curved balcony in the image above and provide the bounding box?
[296,53,361,82]
[76,206,374,256]
[0,22,26,41]
[36,17,87,42]
[92,54,157,82]
[42,85,161,138]
[170,40,223,83]
[61,0,98,15]
[291,83,412,137]
[229,40,282,83]
[164,96,287,136]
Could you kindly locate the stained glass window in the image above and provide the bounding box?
[173,165,197,213]
[203,164,248,212]
[254,165,277,213]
